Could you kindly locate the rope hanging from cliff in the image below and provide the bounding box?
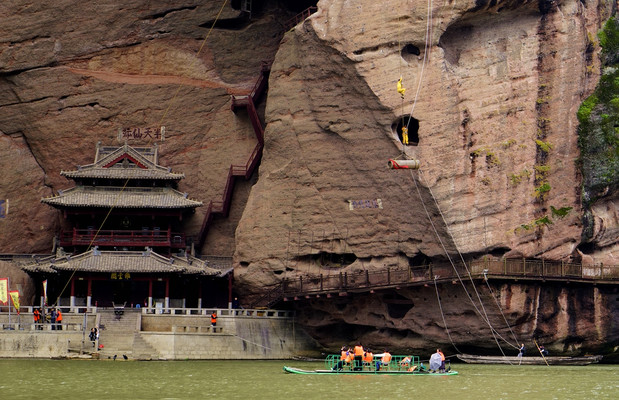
[482,271,521,347]
[396,14,408,156]
[158,0,229,128]
[433,275,462,353]
[403,0,433,136]
[409,168,519,354]
[417,169,519,350]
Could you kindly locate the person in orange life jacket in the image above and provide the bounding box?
[375,350,392,371]
[363,349,374,368]
[33,308,41,329]
[332,345,348,371]
[210,311,217,327]
[56,308,63,330]
[353,343,364,371]
[344,348,354,369]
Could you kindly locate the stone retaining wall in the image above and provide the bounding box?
[0,311,319,359]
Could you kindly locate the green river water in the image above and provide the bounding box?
[0,359,616,399]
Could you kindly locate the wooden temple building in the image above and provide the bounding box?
[23,143,231,311]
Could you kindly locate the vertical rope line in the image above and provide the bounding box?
[404,0,432,133]
[158,0,229,127]
[409,169,517,351]
[433,276,461,353]
[483,276,521,346]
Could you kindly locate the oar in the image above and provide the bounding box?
[534,339,550,367]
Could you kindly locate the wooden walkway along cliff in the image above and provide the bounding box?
[251,258,619,308]
[196,62,270,249]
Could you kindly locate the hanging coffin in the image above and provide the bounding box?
[387,159,420,170]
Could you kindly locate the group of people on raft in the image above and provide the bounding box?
[332,343,447,373]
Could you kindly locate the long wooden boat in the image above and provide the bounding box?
[283,354,459,375]
[457,354,603,365]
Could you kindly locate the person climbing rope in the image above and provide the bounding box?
[397,76,406,99]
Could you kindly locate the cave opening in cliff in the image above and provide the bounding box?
[409,252,431,266]
[384,293,414,319]
[392,116,419,146]
[401,44,421,63]
[308,252,357,268]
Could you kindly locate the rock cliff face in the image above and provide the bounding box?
[293,281,619,357]
[236,0,616,285]
[233,0,618,354]
[0,1,617,355]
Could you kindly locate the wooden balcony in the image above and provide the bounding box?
[60,228,186,249]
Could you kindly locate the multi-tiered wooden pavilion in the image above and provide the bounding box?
[23,143,230,311]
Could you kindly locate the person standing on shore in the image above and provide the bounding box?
[56,308,63,330]
[50,308,57,330]
[518,343,525,357]
[210,311,217,328]
[33,308,41,329]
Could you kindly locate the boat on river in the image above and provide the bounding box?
[457,354,603,365]
[283,354,458,375]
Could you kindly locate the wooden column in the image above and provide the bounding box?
[70,277,76,312]
[164,277,170,311]
[148,279,153,310]
[228,273,233,309]
[87,278,93,309]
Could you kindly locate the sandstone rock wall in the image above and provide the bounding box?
[294,281,619,357]
[0,1,290,255]
[234,0,617,290]
[0,0,617,355]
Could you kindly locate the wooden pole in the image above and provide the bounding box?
[534,338,550,367]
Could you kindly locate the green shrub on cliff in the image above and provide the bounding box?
[578,17,619,210]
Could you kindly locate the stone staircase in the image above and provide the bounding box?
[96,310,159,360]
[99,309,140,333]
[132,332,160,360]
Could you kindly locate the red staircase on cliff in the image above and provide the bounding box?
[196,62,270,249]
[282,7,318,33]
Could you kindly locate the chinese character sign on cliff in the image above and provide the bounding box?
[118,127,165,141]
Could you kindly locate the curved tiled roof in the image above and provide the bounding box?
[21,249,225,276]
[62,168,184,180]
[41,186,202,209]
[61,144,183,181]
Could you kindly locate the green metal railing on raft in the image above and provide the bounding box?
[324,354,421,372]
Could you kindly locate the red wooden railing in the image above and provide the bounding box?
[282,6,318,32]
[60,228,186,248]
[197,63,270,248]
[250,259,619,308]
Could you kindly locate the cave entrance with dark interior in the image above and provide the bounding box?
[401,44,421,63]
[392,116,419,146]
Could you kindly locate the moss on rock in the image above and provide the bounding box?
[578,17,619,218]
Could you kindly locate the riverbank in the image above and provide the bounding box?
[0,308,320,360]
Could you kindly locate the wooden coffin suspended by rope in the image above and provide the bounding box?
[387,159,420,170]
